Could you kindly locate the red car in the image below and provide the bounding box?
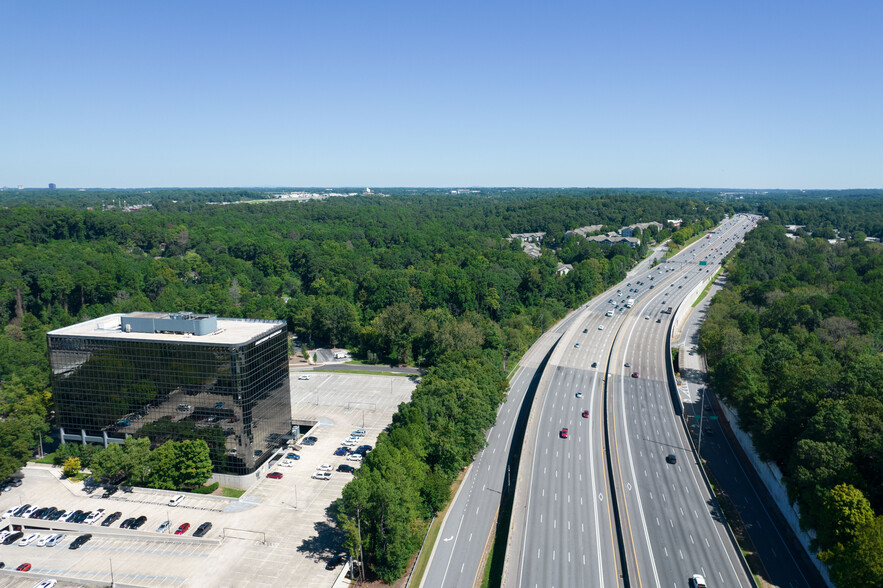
[175,523,190,535]
[560,428,568,439]
[631,372,639,378]
[582,410,589,418]
[267,472,283,479]
[16,563,31,571]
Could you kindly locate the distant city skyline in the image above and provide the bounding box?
[2,1,881,189]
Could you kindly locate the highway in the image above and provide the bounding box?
[609,218,751,587]
[510,214,757,588]
[421,242,669,588]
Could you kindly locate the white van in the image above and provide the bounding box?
[169,495,184,507]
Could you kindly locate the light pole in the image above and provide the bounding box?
[110,557,114,587]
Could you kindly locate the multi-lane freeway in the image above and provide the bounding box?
[509,214,758,588]
[421,239,670,588]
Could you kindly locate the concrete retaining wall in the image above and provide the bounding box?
[716,401,834,586]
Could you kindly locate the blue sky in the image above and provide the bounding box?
[2,1,881,189]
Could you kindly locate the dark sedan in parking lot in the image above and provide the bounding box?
[130,515,147,529]
[193,522,212,537]
[120,517,136,529]
[69,534,92,549]
[102,512,122,527]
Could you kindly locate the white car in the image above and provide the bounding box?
[316,464,333,471]
[169,494,184,507]
[34,581,58,588]
[279,459,295,467]
[598,325,604,330]
[351,429,366,437]
[341,438,358,446]
[644,316,650,320]
[689,574,707,588]
[2,505,22,519]
[37,533,58,547]
[46,533,66,547]
[0,530,10,542]
[575,392,583,399]
[19,532,40,546]
[22,505,39,518]
[298,374,310,380]
[312,472,332,481]
[84,509,105,524]
[346,453,363,462]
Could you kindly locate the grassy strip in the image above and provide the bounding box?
[692,268,724,308]
[480,543,496,588]
[409,469,467,587]
[222,486,246,498]
[665,231,709,259]
[33,453,56,464]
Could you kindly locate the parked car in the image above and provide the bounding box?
[351,429,366,437]
[214,402,224,409]
[130,516,147,530]
[279,459,296,467]
[36,533,57,547]
[4,531,24,545]
[46,534,66,547]
[48,509,65,521]
[285,453,300,460]
[193,522,212,537]
[19,533,40,546]
[333,447,348,456]
[2,505,22,519]
[312,472,332,481]
[156,520,171,533]
[316,464,333,471]
[120,517,136,529]
[266,472,283,479]
[174,523,190,535]
[101,512,122,527]
[102,487,118,498]
[16,562,31,571]
[169,495,184,507]
[301,436,318,446]
[337,464,356,473]
[346,453,363,462]
[69,534,92,549]
[84,509,105,525]
[298,375,310,380]
[354,445,373,455]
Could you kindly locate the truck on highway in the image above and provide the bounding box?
[625,298,635,308]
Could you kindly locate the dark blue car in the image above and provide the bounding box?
[333,447,348,456]
[214,402,224,409]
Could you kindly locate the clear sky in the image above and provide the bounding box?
[2,1,881,189]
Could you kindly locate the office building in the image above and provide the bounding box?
[48,183,56,190]
[46,312,291,475]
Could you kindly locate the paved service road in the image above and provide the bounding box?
[677,281,827,588]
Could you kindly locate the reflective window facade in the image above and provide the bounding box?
[47,318,291,475]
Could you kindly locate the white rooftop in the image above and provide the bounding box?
[47,313,282,345]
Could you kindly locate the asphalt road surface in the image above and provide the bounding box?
[421,241,669,588]
[515,214,757,588]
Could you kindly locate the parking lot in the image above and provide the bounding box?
[0,371,414,587]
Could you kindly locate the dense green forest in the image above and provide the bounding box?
[0,189,729,580]
[700,215,883,586]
